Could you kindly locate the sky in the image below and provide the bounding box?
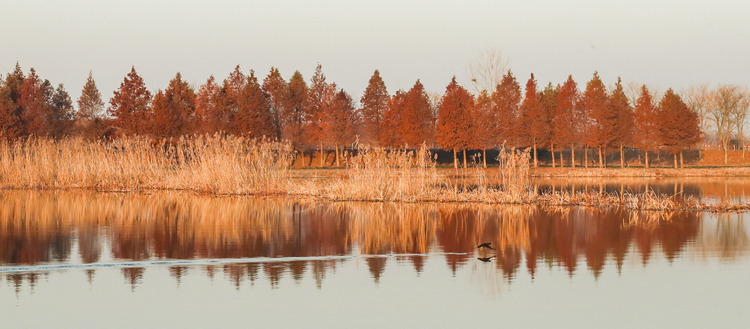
[1,0,749,107]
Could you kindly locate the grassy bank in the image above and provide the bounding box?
[0,136,746,212]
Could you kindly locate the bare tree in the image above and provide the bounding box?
[732,89,750,158]
[467,48,509,94]
[708,85,744,164]
[683,84,711,157]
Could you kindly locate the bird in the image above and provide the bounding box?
[477,256,495,263]
[477,242,495,250]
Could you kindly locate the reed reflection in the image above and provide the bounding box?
[0,191,747,293]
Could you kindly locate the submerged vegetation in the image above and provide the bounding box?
[0,136,746,212]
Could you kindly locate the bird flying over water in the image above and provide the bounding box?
[477,242,495,250]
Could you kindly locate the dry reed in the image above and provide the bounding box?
[1,136,747,213]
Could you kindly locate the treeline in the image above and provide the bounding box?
[0,63,707,168]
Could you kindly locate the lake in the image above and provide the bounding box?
[1,189,748,328]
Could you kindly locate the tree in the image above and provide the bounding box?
[539,82,558,167]
[381,90,406,147]
[235,70,276,140]
[658,89,700,168]
[109,67,152,136]
[609,77,633,168]
[306,64,336,166]
[77,72,105,121]
[436,77,475,168]
[322,89,357,166]
[19,68,52,137]
[492,70,522,147]
[359,70,389,145]
[708,85,744,164]
[632,86,660,168]
[151,72,196,139]
[518,74,548,167]
[195,75,222,134]
[284,71,307,149]
[554,75,580,167]
[582,72,614,168]
[731,89,750,159]
[262,67,286,140]
[472,89,495,167]
[49,83,74,138]
[0,63,24,139]
[400,80,434,146]
[467,48,508,94]
[75,72,107,139]
[683,84,711,148]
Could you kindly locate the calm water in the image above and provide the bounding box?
[1,190,749,328]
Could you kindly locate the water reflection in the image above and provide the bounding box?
[0,191,748,293]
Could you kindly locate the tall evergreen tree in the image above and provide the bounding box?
[632,85,660,168]
[284,70,307,149]
[554,75,580,167]
[582,72,613,167]
[609,77,633,168]
[322,89,357,166]
[539,82,559,167]
[195,75,221,134]
[19,68,50,136]
[262,67,286,140]
[49,83,74,138]
[359,70,389,146]
[306,64,336,165]
[658,89,700,168]
[382,90,406,147]
[400,80,434,146]
[492,70,522,147]
[436,77,475,168]
[519,73,547,167]
[472,89,495,167]
[108,67,152,136]
[235,70,276,139]
[151,72,196,138]
[76,72,105,121]
[0,63,24,139]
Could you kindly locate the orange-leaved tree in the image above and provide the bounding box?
[400,80,435,147]
[492,70,522,148]
[472,89,495,167]
[632,85,660,168]
[582,72,614,168]
[359,70,389,146]
[609,77,633,168]
[109,67,152,137]
[151,72,196,139]
[195,75,222,135]
[554,75,580,167]
[322,89,357,167]
[518,73,548,168]
[306,64,337,166]
[436,77,475,168]
[658,89,700,168]
[539,82,559,167]
[235,70,276,140]
[0,63,25,139]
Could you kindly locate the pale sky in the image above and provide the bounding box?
[2,0,749,107]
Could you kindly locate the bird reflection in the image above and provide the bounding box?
[477,256,495,262]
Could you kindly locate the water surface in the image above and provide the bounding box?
[1,190,748,328]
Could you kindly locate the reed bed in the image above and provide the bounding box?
[0,136,747,213]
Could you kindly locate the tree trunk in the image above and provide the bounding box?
[571,144,575,168]
[680,150,684,168]
[483,149,487,168]
[551,144,556,168]
[453,148,458,169]
[463,149,467,168]
[533,139,538,168]
[673,153,678,169]
[560,151,564,168]
[645,150,649,169]
[320,142,324,167]
[584,146,589,168]
[335,145,340,167]
[723,140,728,165]
[598,147,603,168]
[619,144,625,168]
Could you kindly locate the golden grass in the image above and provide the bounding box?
[0,136,747,212]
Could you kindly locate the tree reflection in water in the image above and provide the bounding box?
[0,191,747,293]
